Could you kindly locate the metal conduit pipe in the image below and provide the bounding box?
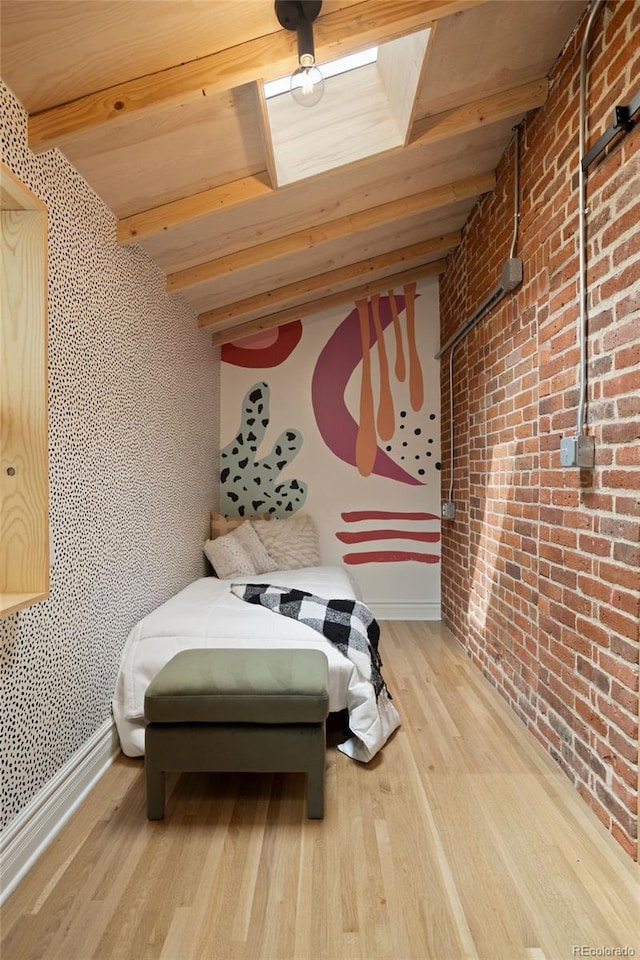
[439,126,522,518]
[567,0,605,470]
[509,123,521,261]
[447,343,456,509]
[435,125,522,362]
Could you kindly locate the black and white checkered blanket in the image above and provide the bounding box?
[230,583,401,762]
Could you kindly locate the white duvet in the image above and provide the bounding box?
[112,566,400,761]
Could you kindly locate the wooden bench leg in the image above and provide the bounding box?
[145,764,165,820]
[306,724,326,819]
[306,767,324,819]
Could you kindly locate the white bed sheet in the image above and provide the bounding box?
[113,566,360,757]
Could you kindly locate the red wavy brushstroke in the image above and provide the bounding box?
[341,510,439,521]
[221,320,302,368]
[343,551,440,564]
[336,530,441,543]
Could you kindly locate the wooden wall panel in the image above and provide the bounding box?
[0,168,49,616]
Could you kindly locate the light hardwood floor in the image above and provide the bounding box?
[2,621,638,960]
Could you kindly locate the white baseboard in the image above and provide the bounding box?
[367,601,441,620]
[0,717,120,905]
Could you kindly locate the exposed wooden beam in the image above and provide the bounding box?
[117,79,543,244]
[168,171,494,292]
[198,233,460,327]
[409,77,548,145]
[28,0,484,153]
[207,260,448,345]
[117,173,274,244]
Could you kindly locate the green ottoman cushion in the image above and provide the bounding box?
[144,647,330,820]
[144,648,330,724]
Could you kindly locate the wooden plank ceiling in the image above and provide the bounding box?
[1,0,586,345]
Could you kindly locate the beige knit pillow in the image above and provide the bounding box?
[252,514,321,570]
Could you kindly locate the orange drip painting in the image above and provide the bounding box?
[387,290,406,383]
[403,281,424,412]
[371,294,395,442]
[354,284,425,478]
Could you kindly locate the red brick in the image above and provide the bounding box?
[601,606,640,642]
[575,695,608,737]
[597,515,640,541]
[613,541,640,566]
[602,467,640,489]
[439,0,640,862]
[598,560,639,591]
[611,824,637,860]
[612,753,638,794]
[577,534,611,557]
[613,234,640,268]
[614,496,640,517]
[600,421,640,443]
[605,199,640,242]
[595,781,637,841]
[577,574,610,604]
[599,696,639,740]
[577,782,610,831]
[610,634,640,663]
[611,779,637,827]
[615,445,640,466]
[599,650,639,691]
[610,678,639,715]
[603,372,640,398]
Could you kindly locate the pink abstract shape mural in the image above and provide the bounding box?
[354,299,377,478]
[311,295,423,486]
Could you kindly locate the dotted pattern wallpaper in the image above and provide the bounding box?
[0,82,220,831]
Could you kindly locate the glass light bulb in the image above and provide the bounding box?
[290,65,324,107]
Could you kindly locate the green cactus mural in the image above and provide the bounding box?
[220,382,307,517]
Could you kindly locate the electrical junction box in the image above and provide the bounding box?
[441,500,456,520]
[560,435,596,468]
[501,257,523,291]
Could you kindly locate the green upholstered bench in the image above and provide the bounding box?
[144,647,330,820]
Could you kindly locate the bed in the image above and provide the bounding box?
[112,513,400,762]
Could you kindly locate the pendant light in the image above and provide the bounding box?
[274,0,325,106]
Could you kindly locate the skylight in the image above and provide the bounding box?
[262,28,430,186]
[263,46,378,99]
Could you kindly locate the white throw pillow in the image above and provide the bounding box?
[204,521,277,579]
[233,521,278,574]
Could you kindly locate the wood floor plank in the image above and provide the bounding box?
[1,621,638,960]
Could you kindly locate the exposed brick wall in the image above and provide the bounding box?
[439,0,639,860]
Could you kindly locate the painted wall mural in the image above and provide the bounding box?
[220,382,307,516]
[337,510,441,566]
[221,278,442,618]
[311,292,423,485]
[222,321,302,369]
